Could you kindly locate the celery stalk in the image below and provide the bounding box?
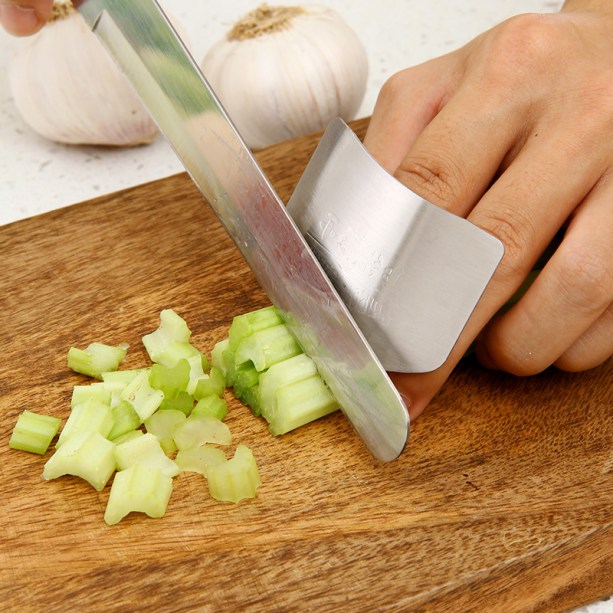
[144,409,186,454]
[210,338,229,376]
[104,464,173,525]
[173,415,232,450]
[194,366,225,400]
[142,309,191,363]
[207,445,260,503]
[108,400,141,441]
[158,391,195,415]
[234,324,302,372]
[67,342,127,379]
[70,383,111,408]
[192,395,228,421]
[9,410,62,455]
[120,369,164,421]
[148,359,190,397]
[114,432,180,477]
[227,306,283,350]
[43,431,116,491]
[56,398,114,448]
[175,444,227,476]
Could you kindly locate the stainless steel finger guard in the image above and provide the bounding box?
[287,118,504,373]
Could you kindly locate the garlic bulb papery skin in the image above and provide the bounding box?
[201,4,368,150]
[9,2,158,147]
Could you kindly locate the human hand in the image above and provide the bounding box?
[364,2,613,419]
[0,0,53,35]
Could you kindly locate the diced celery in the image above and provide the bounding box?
[236,384,262,417]
[67,342,128,379]
[210,338,229,376]
[183,353,212,395]
[120,369,164,421]
[104,464,173,525]
[233,362,260,395]
[144,409,186,454]
[175,444,227,476]
[234,324,301,372]
[56,398,114,448]
[43,431,116,491]
[194,366,225,400]
[148,359,190,397]
[101,369,145,386]
[267,375,338,436]
[228,306,283,350]
[114,432,180,478]
[207,444,260,503]
[158,391,195,415]
[108,400,141,441]
[112,429,144,446]
[173,415,231,450]
[154,341,203,368]
[259,353,318,421]
[70,383,111,408]
[142,309,191,363]
[192,395,228,421]
[9,410,62,455]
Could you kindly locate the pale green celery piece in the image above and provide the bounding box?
[104,463,173,526]
[192,395,228,421]
[236,384,262,418]
[101,369,146,386]
[114,432,180,477]
[144,409,186,454]
[67,342,128,379]
[142,308,191,363]
[108,400,141,441]
[259,353,317,421]
[155,341,202,368]
[56,398,114,448]
[70,383,111,408]
[228,305,283,351]
[173,415,231,450]
[112,429,144,446]
[185,353,211,396]
[267,375,339,436]
[175,444,227,476]
[234,324,302,372]
[207,444,260,503]
[159,391,195,415]
[43,431,116,491]
[9,410,62,455]
[120,369,164,421]
[148,359,190,398]
[210,338,229,377]
[194,366,225,400]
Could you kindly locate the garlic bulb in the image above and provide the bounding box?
[201,4,368,149]
[9,1,158,146]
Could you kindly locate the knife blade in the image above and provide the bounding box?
[77,0,409,461]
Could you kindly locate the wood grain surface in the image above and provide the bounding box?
[1,118,611,612]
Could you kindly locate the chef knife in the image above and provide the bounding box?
[76,0,409,461]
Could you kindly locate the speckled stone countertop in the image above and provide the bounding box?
[0,2,610,610]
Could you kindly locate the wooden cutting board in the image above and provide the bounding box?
[1,118,611,612]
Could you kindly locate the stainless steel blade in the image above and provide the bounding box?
[77,0,409,461]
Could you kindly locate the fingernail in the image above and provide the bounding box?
[399,392,411,408]
[0,5,44,36]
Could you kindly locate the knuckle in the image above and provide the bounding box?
[556,248,613,314]
[395,154,466,207]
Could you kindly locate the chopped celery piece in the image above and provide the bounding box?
[43,431,116,491]
[233,362,260,395]
[112,429,144,445]
[236,384,262,417]
[56,398,113,448]
[67,342,127,379]
[70,383,111,408]
[228,306,283,350]
[234,324,301,372]
[175,444,227,476]
[194,366,225,400]
[259,353,318,421]
[192,395,228,421]
[158,391,195,415]
[101,369,145,386]
[120,369,164,421]
[9,410,62,455]
[108,400,141,441]
[173,415,231,450]
[114,432,180,478]
[148,359,190,397]
[184,353,212,395]
[155,341,203,368]
[267,375,338,436]
[142,309,191,363]
[210,338,229,376]
[144,409,186,454]
[104,464,173,525]
[207,445,260,503]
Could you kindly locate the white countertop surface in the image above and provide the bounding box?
[0,3,611,610]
